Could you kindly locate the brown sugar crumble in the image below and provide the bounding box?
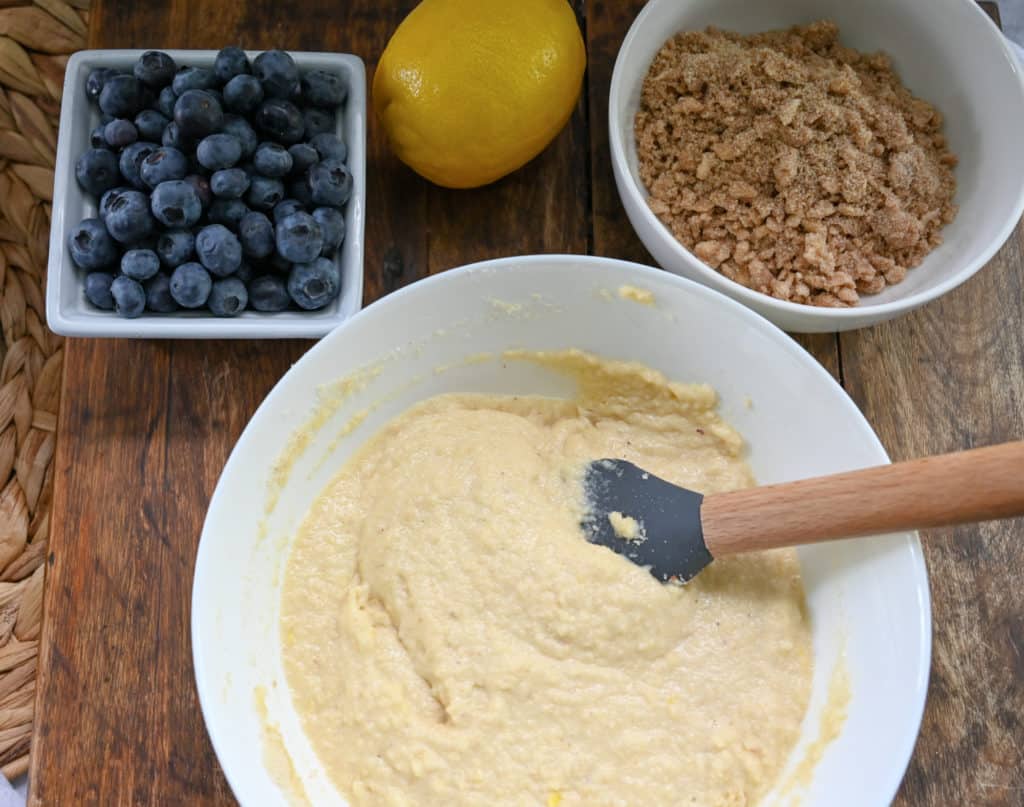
[634,21,958,307]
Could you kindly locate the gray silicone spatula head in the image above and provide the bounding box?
[581,458,712,583]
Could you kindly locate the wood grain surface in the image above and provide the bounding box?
[30,0,1024,804]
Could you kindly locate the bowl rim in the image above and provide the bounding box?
[607,0,1024,321]
[45,48,366,339]
[191,254,932,806]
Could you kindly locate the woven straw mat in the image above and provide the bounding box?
[0,0,91,782]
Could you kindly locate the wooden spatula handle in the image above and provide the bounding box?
[700,441,1024,556]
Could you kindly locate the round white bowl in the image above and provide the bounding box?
[609,0,1024,332]
[192,255,930,806]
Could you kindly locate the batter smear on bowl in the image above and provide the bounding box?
[280,351,813,806]
[635,21,958,307]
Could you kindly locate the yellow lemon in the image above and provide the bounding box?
[373,0,586,189]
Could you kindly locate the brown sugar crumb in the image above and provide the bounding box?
[634,21,958,307]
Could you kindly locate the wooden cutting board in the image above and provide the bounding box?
[29,0,1024,804]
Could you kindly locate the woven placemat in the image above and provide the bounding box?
[0,0,88,781]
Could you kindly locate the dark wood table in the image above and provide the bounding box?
[29,1,1024,804]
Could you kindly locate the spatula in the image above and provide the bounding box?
[581,441,1024,583]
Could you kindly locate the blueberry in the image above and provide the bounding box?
[252,142,292,177]
[161,120,194,152]
[255,98,303,144]
[220,114,259,158]
[86,67,118,102]
[75,148,120,195]
[246,175,284,211]
[92,142,133,187]
[238,210,274,258]
[117,141,156,190]
[234,260,254,284]
[134,51,176,88]
[84,271,116,309]
[208,277,248,317]
[172,67,217,95]
[253,50,299,99]
[265,250,292,273]
[302,108,334,138]
[287,143,318,175]
[195,224,242,277]
[210,168,250,199]
[144,272,178,313]
[249,274,290,311]
[156,229,195,267]
[99,186,130,220]
[184,174,212,209]
[117,250,157,282]
[287,257,339,310]
[288,176,313,207]
[215,47,250,84]
[276,211,323,263]
[69,219,117,270]
[309,132,346,162]
[90,124,110,149]
[99,74,144,118]
[313,207,345,255]
[307,158,352,207]
[169,262,212,308]
[208,198,249,230]
[300,69,347,108]
[150,180,202,228]
[223,74,263,115]
[174,89,223,138]
[155,86,177,118]
[134,109,168,142]
[273,198,305,223]
[109,275,146,318]
[140,146,188,187]
[105,189,155,244]
[197,133,242,170]
[139,85,157,111]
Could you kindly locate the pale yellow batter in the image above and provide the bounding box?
[281,351,812,807]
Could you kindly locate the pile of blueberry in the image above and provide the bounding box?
[69,48,352,318]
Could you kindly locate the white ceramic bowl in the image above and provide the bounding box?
[46,49,365,338]
[609,0,1024,332]
[192,255,930,806]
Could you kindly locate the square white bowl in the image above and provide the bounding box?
[46,49,366,339]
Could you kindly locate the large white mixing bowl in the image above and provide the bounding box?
[192,255,930,805]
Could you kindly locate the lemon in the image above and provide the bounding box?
[373,0,586,189]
